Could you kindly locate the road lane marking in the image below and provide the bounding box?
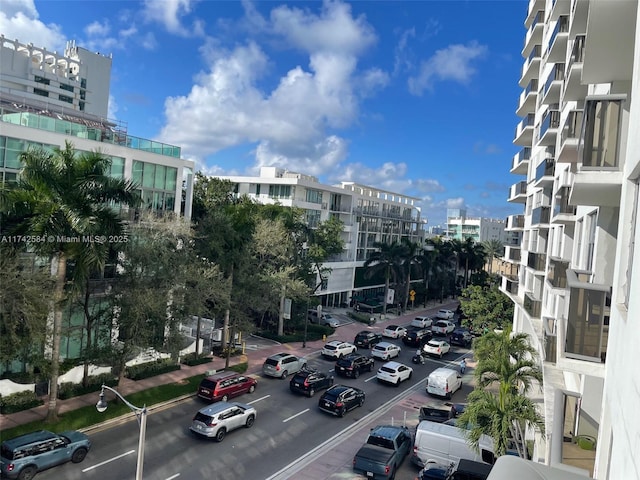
[82,450,135,472]
[283,408,309,423]
[364,374,377,382]
[166,474,180,480]
[247,394,270,405]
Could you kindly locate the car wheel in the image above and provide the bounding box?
[215,428,227,442]
[353,369,360,379]
[221,394,229,402]
[395,379,400,387]
[338,407,345,418]
[408,371,413,380]
[358,397,364,408]
[18,466,37,480]
[338,354,343,359]
[301,363,307,370]
[71,447,88,463]
[368,363,373,372]
[389,467,396,480]
[308,388,315,397]
[245,414,255,428]
[281,370,288,379]
[248,385,256,394]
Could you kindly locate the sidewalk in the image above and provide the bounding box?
[0,299,459,433]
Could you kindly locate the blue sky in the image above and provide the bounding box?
[1,0,528,227]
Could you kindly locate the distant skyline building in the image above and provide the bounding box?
[504,1,639,479]
[445,208,508,243]
[216,166,424,307]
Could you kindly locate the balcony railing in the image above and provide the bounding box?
[504,276,519,294]
[554,186,577,217]
[509,181,528,200]
[531,206,551,225]
[561,110,583,146]
[543,63,565,97]
[565,269,610,363]
[567,35,585,71]
[548,257,569,288]
[512,147,531,172]
[527,45,542,64]
[540,109,560,139]
[528,251,547,271]
[524,291,542,318]
[506,214,525,230]
[580,98,623,169]
[507,248,521,262]
[535,159,555,183]
[524,79,538,98]
[547,15,569,52]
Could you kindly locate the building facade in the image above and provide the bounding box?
[446,208,508,243]
[0,37,195,363]
[216,166,425,307]
[504,1,639,479]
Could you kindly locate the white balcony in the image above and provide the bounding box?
[510,148,530,175]
[552,186,577,224]
[545,16,569,63]
[537,108,560,146]
[557,110,582,163]
[569,0,588,39]
[522,11,545,56]
[519,45,542,87]
[563,36,587,101]
[525,0,545,27]
[514,113,536,146]
[549,0,570,21]
[533,157,555,188]
[540,64,564,106]
[516,79,538,117]
[508,182,528,203]
[505,214,525,230]
[570,170,623,207]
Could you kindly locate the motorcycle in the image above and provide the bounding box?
[412,350,427,365]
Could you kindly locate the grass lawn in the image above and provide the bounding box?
[0,362,249,440]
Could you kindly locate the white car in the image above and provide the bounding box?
[376,361,413,386]
[436,309,455,320]
[410,316,433,329]
[382,325,407,339]
[321,341,357,359]
[423,339,451,358]
[432,320,456,335]
[371,342,401,361]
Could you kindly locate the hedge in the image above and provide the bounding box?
[58,373,118,400]
[347,311,377,325]
[181,353,214,366]
[258,323,333,343]
[0,390,43,414]
[125,359,181,381]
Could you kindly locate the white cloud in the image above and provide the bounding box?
[84,20,110,37]
[408,41,487,95]
[446,197,466,209]
[107,94,118,120]
[141,0,204,37]
[414,178,445,193]
[0,0,65,51]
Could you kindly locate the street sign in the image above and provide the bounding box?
[283,298,292,320]
[317,304,322,314]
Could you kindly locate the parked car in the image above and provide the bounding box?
[197,371,257,403]
[321,340,357,359]
[417,461,455,480]
[371,342,401,360]
[423,340,451,358]
[0,430,91,480]
[307,309,340,327]
[436,309,455,319]
[318,385,365,417]
[418,405,455,424]
[354,330,383,349]
[262,352,307,379]
[426,368,463,399]
[432,320,456,335]
[403,328,432,347]
[450,328,473,347]
[411,316,433,329]
[190,401,256,442]
[335,353,375,378]
[353,425,412,480]
[376,361,413,386]
[382,325,407,339]
[289,369,334,397]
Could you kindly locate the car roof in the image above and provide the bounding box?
[1,430,58,450]
[326,384,351,394]
[382,361,404,369]
[270,352,295,359]
[204,371,239,381]
[375,341,395,348]
[342,353,365,360]
[325,340,342,346]
[369,424,408,438]
[197,401,250,416]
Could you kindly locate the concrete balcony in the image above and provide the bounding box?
[502,275,520,296]
[531,205,551,228]
[514,113,536,146]
[505,214,525,230]
[563,36,586,101]
[525,0,545,27]
[524,291,542,318]
[545,16,569,63]
[538,108,560,146]
[569,0,589,38]
[557,109,582,163]
[549,0,570,21]
[552,186,577,223]
[516,79,538,117]
[541,63,565,106]
[548,257,569,289]
[528,251,547,273]
[510,147,531,175]
[505,245,522,263]
[507,181,528,203]
[519,45,542,87]
[522,11,545,56]
[533,156,555,188]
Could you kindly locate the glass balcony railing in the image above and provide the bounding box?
[504,276,519,294]
[528,45,542,64]
[548,257,569,288]
[548,16,569,52]
[581,99,622,168]
[554,186,577,217]
[524,79,538,98]
[568,35,585,71]
[528,251,547,271]
[524,291,542,318]
[565,269,610,363]
[561,110,583,146]
[543,64,565,96]
[506,214,525,229]
[535,159,555,182]
[509,181,528,200]
[507,248,521,262]
[532,206,551,225]
[540,109,561,138]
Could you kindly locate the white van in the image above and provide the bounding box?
[426,367,462,399]
[411,420,496,468]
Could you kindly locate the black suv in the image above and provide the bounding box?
[354,331,383,349]
[402,328,432,347]
[450,328,473,347]
[335,353,374,378]
[289,369,334,397]
[318,385,365,417]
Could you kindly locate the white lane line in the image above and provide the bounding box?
[166,474,181,480]
[364,375,378,382]
[247,394,270,405]
[283,408,309,423]
[82,450,135,472]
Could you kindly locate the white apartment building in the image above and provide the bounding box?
[504,1,639,479]
[445,208,508,243]
[0,37,195,362]
[216,166,424,307]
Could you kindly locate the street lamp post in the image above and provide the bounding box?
[96,385,147,480]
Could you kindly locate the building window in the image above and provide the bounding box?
[268,184,291,199]
[79,101,85,111]
[585,211,597,271]
[305,209,321,228]
[34,76,50,85]
[255,184,261,195]
[581,97,623,168]
[58,94,73,104]
[80,78,87,89]
[60,84,74,92]
[33,88,48,97]
[306,189,323,204]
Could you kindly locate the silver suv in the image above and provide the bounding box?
[262,352,307,378]
[190,401,257,442]
[0,430,91,479]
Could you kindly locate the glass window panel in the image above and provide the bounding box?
[142,162,155,188]
[154,165,166,189]
[165,194,175,211]
[132,161,143,185]
[4,149,23,169]
[165,167,177,191]
[109,157,125,179]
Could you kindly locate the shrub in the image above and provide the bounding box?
[181,353,214,366]
[0,390,43,414]
[211,346,242,358]
[125,359,180,381]
[58,373,118,400]
[0,372,37,384]
[258,324,333,343]
[347,311,376,325]
[227,362,248,373]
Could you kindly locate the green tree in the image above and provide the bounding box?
[460,330,545,458]
[460,237,487,289]
[0,142,139,422]
[482,239,504,274]
[459,284,514,332]
[363,241,406,314]
[398,239,422,311]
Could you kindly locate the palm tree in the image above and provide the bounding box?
[417,240,437,306]
[482,239,504,274]
[459,330,545,458]
[460,237,487,288]
[398,239,422,311]
[363,241,405,314]
[0,141,139,421]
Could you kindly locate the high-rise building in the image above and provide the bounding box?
[216,166,424,306]
[504,1,639,479]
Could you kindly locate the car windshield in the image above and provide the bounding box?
[194,412,214,423]
[373,345,385,351]
[427,341,440,347]
[380,366,396,373]
[200,379,218,389]
[324,345,337,350]
[322,392,339,402]
[264,358,279,366]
